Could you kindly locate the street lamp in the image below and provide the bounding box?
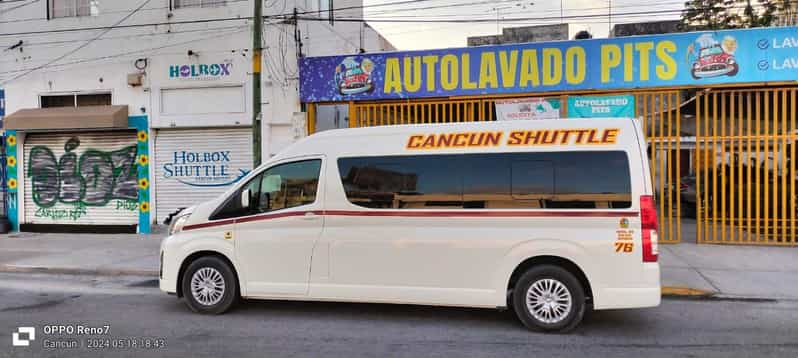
[492,2,534,34]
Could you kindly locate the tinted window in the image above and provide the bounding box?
[213,159,321,219]
[338,152,631,210]
[548,152,631,208]
[338,156,461,209]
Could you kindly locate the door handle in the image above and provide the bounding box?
[300,212,320,220]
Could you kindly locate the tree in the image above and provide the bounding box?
[682,0,784,30]
[573,30,593,40]
[681,0,739,30]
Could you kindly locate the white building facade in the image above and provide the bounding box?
[0,0,393,232]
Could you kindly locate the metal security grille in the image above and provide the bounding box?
[695,88,797,245]
[350,98,495,127]
[635,91,683,244]
[153,128,253,224]
[23,131,138,226]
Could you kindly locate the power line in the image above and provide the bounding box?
[0,24,248,48]
[0,28,248,75]
[293,0,445,15]
[0,16,254,37]
[290,4,771,24]
[1,0,790,40]
[367,0,687,18]
[2,0,154,84]
[0,0,40,15]
[0,0,249,24]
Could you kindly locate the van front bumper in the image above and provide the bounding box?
[159,237,178,295]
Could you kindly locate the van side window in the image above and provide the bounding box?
[212,159,322,219]
[253,160,322,213]
[338,152,631,210]
[338,156,462,209]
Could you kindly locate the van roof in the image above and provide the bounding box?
[272,118,640,162]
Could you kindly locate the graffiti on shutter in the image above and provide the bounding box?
[26,134,138,223]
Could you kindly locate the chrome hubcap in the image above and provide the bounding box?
[190,267,225,306]
[526,278,572,324]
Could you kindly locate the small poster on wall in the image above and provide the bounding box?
[494,98,561,121]
[567,95,636,118]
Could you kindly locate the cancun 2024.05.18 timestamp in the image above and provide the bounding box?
[85,337,167,350]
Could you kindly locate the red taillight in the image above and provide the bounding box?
[680,183,688,190]
[640,195,659,263]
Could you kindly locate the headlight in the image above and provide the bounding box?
[169,214,191,236]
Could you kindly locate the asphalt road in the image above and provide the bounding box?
[1,273,797,358]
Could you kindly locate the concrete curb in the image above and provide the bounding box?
[661,286,716,298]
[0,265,159,277]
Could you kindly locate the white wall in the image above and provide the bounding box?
[1,0,390,152]
[1,0,390,223]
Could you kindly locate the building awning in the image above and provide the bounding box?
[3,105,129,131]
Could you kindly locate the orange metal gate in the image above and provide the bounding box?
[635,91,683,244]
[694,88,797,245]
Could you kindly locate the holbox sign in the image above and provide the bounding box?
[162,150,249,187]
[169,61,233,80]
[299,26,798,102]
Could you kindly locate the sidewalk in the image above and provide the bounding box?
[1,231,797,300]
[0,230,163,276]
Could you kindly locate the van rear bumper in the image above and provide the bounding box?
[593,264,661,309]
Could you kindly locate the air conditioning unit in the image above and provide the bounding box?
[127,73,144,87]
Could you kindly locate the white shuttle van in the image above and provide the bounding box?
[160,118,660,332]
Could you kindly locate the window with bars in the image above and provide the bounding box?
[173,0,227,9]
[41,93,112,108]
[50,0,99,18]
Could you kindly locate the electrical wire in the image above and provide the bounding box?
[0,24,248,49]
[289,4,775,24]
[4,0,791,37]
[0,0,40,15]
[1,0,154,84]
[0,28,248,75]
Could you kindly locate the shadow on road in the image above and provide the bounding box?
[153,296,660,335]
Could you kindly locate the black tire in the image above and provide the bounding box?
[181,256,239,314]
[512,265,586,333]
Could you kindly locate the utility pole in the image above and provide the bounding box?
[252,0,263,167]
[608,0,612,35]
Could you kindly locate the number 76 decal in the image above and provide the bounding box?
[614,242,634,253]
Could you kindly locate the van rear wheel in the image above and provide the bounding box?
[182,256,238,314]
[512,265,585,333]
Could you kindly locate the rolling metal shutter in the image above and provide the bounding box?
[154,128,252,223]
[24,131,138,225]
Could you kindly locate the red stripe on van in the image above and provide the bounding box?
[323,210,638,218]
[181,210,637,231]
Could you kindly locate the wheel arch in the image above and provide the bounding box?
[176,250,241,298]
[506,255,594,305]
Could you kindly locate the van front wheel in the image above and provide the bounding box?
[182,256,238,314]
[512,265,585,333]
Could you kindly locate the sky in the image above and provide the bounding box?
[364,0,687,50]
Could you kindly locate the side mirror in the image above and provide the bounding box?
[241,189,251,209]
